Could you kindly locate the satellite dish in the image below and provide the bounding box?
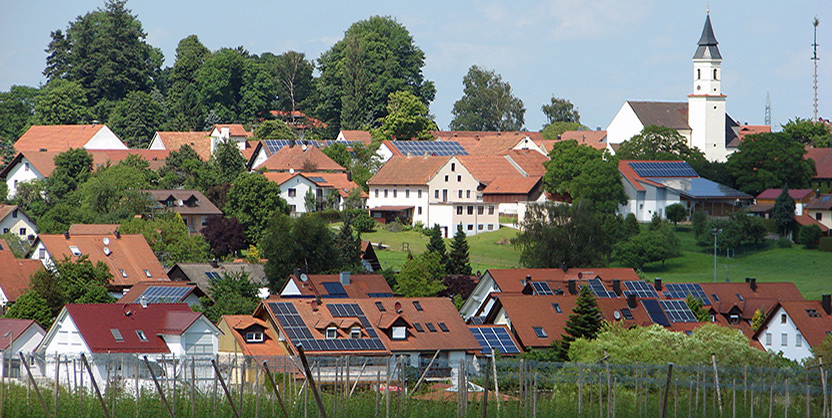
[289,168,295,174]
[613,310,621,320]
[300,273,309,282]
[103,237,110,246]
[103,247,112,256]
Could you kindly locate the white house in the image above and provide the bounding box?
[37,303,220,388]
[208,124,253,154]
[0,205,37,241]
[752,298,832,363]
[367,155,447,227]
[264,171,365,215]
[0,319,46,378]
[14,124,127,153]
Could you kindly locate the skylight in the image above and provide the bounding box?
[111,329,123,342]
[69,246,82,256]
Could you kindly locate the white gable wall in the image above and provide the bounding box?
[755,306,813,362]
[605,103,643,148]
[84,126,127,150]
[148,133,166,150]
[4,157,45,199]
[279,175,316,215]
[0,209,38,239]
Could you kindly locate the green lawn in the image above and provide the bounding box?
[363,226,521,272]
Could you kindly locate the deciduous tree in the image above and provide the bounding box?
[541,96,580,125]
[34,79,91,125]
[450,65,524,131]
[393,252,447,297]
[225,173,289,242]
[201,216,247,258]
[665,203,687,227]
[371,90,436,141]
[261,212,337,289]
[195,270,260,323]
[254,119,296,140]
[616,125,709,173]
[726,132,815,195]
[781,117,832,147]
[540,121,587,140]
[108,90,165,148]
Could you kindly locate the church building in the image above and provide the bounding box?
[606,14,764,163]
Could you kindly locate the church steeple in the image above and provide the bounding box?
[694,14,721,59]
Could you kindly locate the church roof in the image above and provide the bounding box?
[628,102,691,131]
[694,15,721,60]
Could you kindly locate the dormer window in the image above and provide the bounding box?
[326,327,337,339]
[246,331,264,343]
[350,327,362,339]
[392,326,406,340]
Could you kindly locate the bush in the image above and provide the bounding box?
[761,218,778,233]
[819,237,832,252]
[386,221,404,232]
[776,237,793,248]
[313,209,342,224]
[796,224,823,248]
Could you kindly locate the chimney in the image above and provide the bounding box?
[749,278,757,292]
[823,295,831,315]
[210,259,219,269]
[525,275,532,285]
[340,271,351,286]
[612,279,621,296]
[560,262,568,273]
[567,280,577,295]
[627,294,637,309]
[745,277,750,283]
[294,268,302,278]
[817,189,822,199]
[114,230,121,239]
[311,300,318,311]
[63,232,70,239]
[654,278,662,291]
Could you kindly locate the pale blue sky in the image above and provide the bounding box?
[1,1,829,132]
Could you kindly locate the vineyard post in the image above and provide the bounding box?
[210,358,240,418]
[53,353,59,418]
[712,354,723,415]
[491,348,500,412]
[143,355,174,418]
[660,363,673,418]
[481,355,489,418]
[296,344,328,418]
[191,358,195,418]
[79,353,110,418]
[21,353,51,418]
[134,356,139,418]
[261,361,290,418]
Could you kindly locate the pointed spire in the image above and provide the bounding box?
[694,15,722,59]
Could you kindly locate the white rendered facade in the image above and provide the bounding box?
[367,184,430,225]
[4,156,45,199]
[755,306,812,362]
[618,179,684,223]
[0,207,38,240]
[80,125,128,150]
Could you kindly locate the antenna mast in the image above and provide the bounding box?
[765,92,771,126]
[812,17,820,122]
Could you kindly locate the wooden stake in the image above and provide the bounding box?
[211,358,240,418]
[713,354,723,415]
[54,354,59,418]
[22,353,52,418]
[295,345,328,418]
[143,356,174,418]
[410,349,440,396]
[262,361,291,418]
[660,363,674,418]
[491,348,500,412]
[481,355,489,418]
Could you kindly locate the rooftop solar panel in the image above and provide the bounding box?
[629,161,698,178]
[588,279,617,298]
[391,140,469,156]
[642,299,671,327]
[269,302,385,352]
[622,281,659,299]
[469,327,521,355]
[659,300,698,323]
[140,286,191,304]
[321,282,348,297]
[663,283,711,305]
[531,282,553,295]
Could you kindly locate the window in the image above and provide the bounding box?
[418,190,422,199]
[552,303,562,313]
[136,330,148,342]
[111,329,124,342]
[457,206,463,215]
[533,327,548,338]
[393,189,397,198]
[413,323,424,332]
[781,333,788,347]
[796,333,803,347]
[350,327,362,339]
[375,189,379,198]
[412,301,423,311]
[290,204,296,213]
[375,302,386,312]
[38,248,46,259]
[69,246,82,256]
[434,190,439,199]
[417,207,422,215]
[765,332,772,346]
[405,189,410,198]
[730,314,739,324]
[438,322,449,332]
[24,162,30,171]
[458,190,463,198]
[488,206,495,215]
[697,68,701,80]
[467,206,474,215]
[289,188,297,197]
[201,217,208,226]
[487,224,493,231]
[19,228,26,236]
[478,206,484,215]
[817,213,823,221]
[451,163,455,172]
[736,293,744,302]
[384,189,388,198]
[392,326,406,339]
[12,209,17,218]
[711,294,719,302]
[465,190,471,199]
[781,314,787,324]
[444,175,448,182]
[807,309,821,318]
[425,323,437,332]
[246,331,264,343]
[457,175,461,182]
[714,69,718,80]
[326,327,337,339]
[478,225,483,230]
[467,224,473,231]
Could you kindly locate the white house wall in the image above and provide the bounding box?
[279,176,316,215]
[0,210,38,240]
[459,274,498,320]
[84,126,127,150]
[148,133,166,150]
[756,307,813,362]
[4,157,45,199]
[605,103,643,148]
[367,185,430,226]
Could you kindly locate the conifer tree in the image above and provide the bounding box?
[425,224,448,273]
[447,224,472,275]
[554,285,603,360]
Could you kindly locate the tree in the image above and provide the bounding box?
[167,35,211,130]
[797,224,823,248]
[540,121,587,140]
[158,145,218,191]
[225,173,290,242]
[425,224,448,272]
[685,294,710,322]
[273,51,314,116]
[665,203,687,227]
[254,119,297,140]
[4,290,53,329]
[107,90,164,148]
[782,117,832,147]
[393,252,447,297]
[210,139,247,184]
[321,142,352,169]
[773,188,796,237]
[543,140,626,214]
[371,90,436,141]
[553,285,603,360]
[200,216,247,258]
[34,79,91,125]
[447,224,472,275]
[45,148,94,203]
[543,140,603,197]
[120,212,210,265]
[616,125,708,169]
[0,85,39,146]
[313,16,435,134]
[751,308,766,331]
[195,271,260,323]
[726,132,815,195]
[541,96,580,126]
[304,188,317,213]
[513,200,608,268]
[261,213,338,289]
[449,65,525,131]
[334,217,363,272]
[613,223,682,269]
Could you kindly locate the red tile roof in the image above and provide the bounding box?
[62,303,202,353]
[0,250,44,303]
[0,319,43,350]
[284,274,392,299]
[756,189,815,201]
[557,130,608,150]
[338,130,373,144]
[736,125,771,143]
[153,131,212,161]
[627,102,691,131]
[759,301,832,348]
[14,125,123,152]
[270,111,328,129]
[259,145,346,172]
[211,124,253,138]
[367,155,449,186]
[794,214,829,232]
[431,131,543,142]
[699,281,803,321]
[490,294,576,349]
[484,268,640,294]
[37,231,168,288]
[806,194,832,210]
[2,149,169,179]
[67,224,121,235]
[806,148,832,179]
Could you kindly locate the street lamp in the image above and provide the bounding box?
[712,228,723,283]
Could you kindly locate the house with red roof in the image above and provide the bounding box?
[805,147,832,191]
[805,193,832,230]
[14,124,127,153]
[279,272,393,299]
[0,249,44,313]
[753,189,816,216]
[0,204,38,242]
[752,296,832,362]
[118,281,205,307]
[217,315,292,383]
[145,189,223,234]
[149,131,213,160]
[263,171,364,215]
[37,303,220,387]
[0,319,45,377]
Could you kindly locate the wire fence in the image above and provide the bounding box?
[1,352,831,418]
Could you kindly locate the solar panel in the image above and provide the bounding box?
[531,282,553,296]
[391,141,469,156]
[263,140,296,154]
[659,300,698,323]
[368,293,393,298]
[204,271,222,280]
[321,282,348,298]
[629,161,698,178]
[663,283,711,305]
[588,279,617,298]
[140,286,191,304]
[469,327,521,355]
[642,299,671,327]
[375,302,386,312]
[326,303,361,317]
[623,281,659,299]
[308,177,326,183]
[468,317,484,325]
[269,302,385,352]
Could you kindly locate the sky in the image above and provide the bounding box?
[1,1,829,132]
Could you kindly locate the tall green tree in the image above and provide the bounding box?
[542,140,626,214]
[195,48,249,123]
[446,224,472,275]
[773,188,796,237]
[726,132,815,195]
[210,139,247,184]
[616,125,709,173]
[261,212,338,289]
[371,90,436,141]
[334,217,363,272]
[553,285,603,360]
[34,79,91,125]
[225,173,290,242]
[450,65,525,131]
[167,35,211,130]
[120,212,210,266]
[45,148,94,203]
[425,224,449,272]
[781,117,832,147]
[254,119,297,140]
[0,85,39,143]
[195,271,260,323]
[273,51,314,116]
[313,16,435,134]
[108,90,165,148]
[540,121,587,140]
[393,252,447,297]
[541,96,580,126]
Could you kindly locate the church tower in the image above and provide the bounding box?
[688,13,728,162]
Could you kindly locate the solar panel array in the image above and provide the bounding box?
[204,272,222,280]
[269,302,385,352]
[642,299,671,327]
[263,140,362,154]
[629,161,698,178]
[263,140,298,154]
[588,279,617,298]
[367,292,393,298]
[321,282,348,298]
[391,141,468,156]
[470,327,521,355]
[531,282,553,296]
[659,300,698,323]
[468,317,485,325]
[140,286,191,304]
[663,283,711,305]
[622,281,659,299]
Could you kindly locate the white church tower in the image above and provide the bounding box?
[688,13,729,162]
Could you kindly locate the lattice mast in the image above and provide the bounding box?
[765,92,771,126]
[813,17,820,122]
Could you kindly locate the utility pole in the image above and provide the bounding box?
[812,16,820,122]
